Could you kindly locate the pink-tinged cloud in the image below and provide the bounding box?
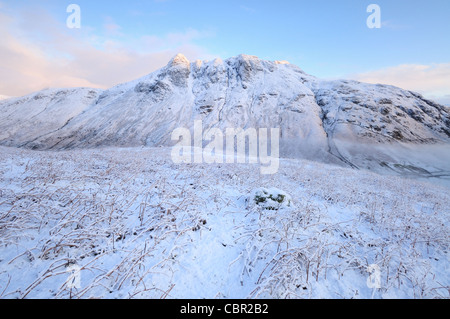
[351,64,450,106]
[0,7,214,97]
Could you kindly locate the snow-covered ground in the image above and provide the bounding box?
[0,146,448,299]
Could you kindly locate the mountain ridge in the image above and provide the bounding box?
[1,53,449,182]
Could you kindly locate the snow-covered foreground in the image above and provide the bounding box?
[0,146,448,299]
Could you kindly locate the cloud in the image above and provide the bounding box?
[350,63,450,106]
[240,5,256,14]
[103,17,123,37]
[0,6,214,97]
[380,20,411,30]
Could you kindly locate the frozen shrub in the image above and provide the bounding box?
[250,187,293,211]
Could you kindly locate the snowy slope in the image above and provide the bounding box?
[0,54,449,181]
[0,88,102,148]
[0,146,448,299]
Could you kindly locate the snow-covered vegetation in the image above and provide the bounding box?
[0,146,448,299]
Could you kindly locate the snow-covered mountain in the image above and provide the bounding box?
[1,54,449,181]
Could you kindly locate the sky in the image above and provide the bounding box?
[0,0,449,105]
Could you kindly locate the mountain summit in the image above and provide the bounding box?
[169,53,190,67]
[1,54,449,180]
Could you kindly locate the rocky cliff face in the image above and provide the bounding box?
[1,54,449,179]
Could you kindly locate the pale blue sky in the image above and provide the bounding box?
[1,0,449,104]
